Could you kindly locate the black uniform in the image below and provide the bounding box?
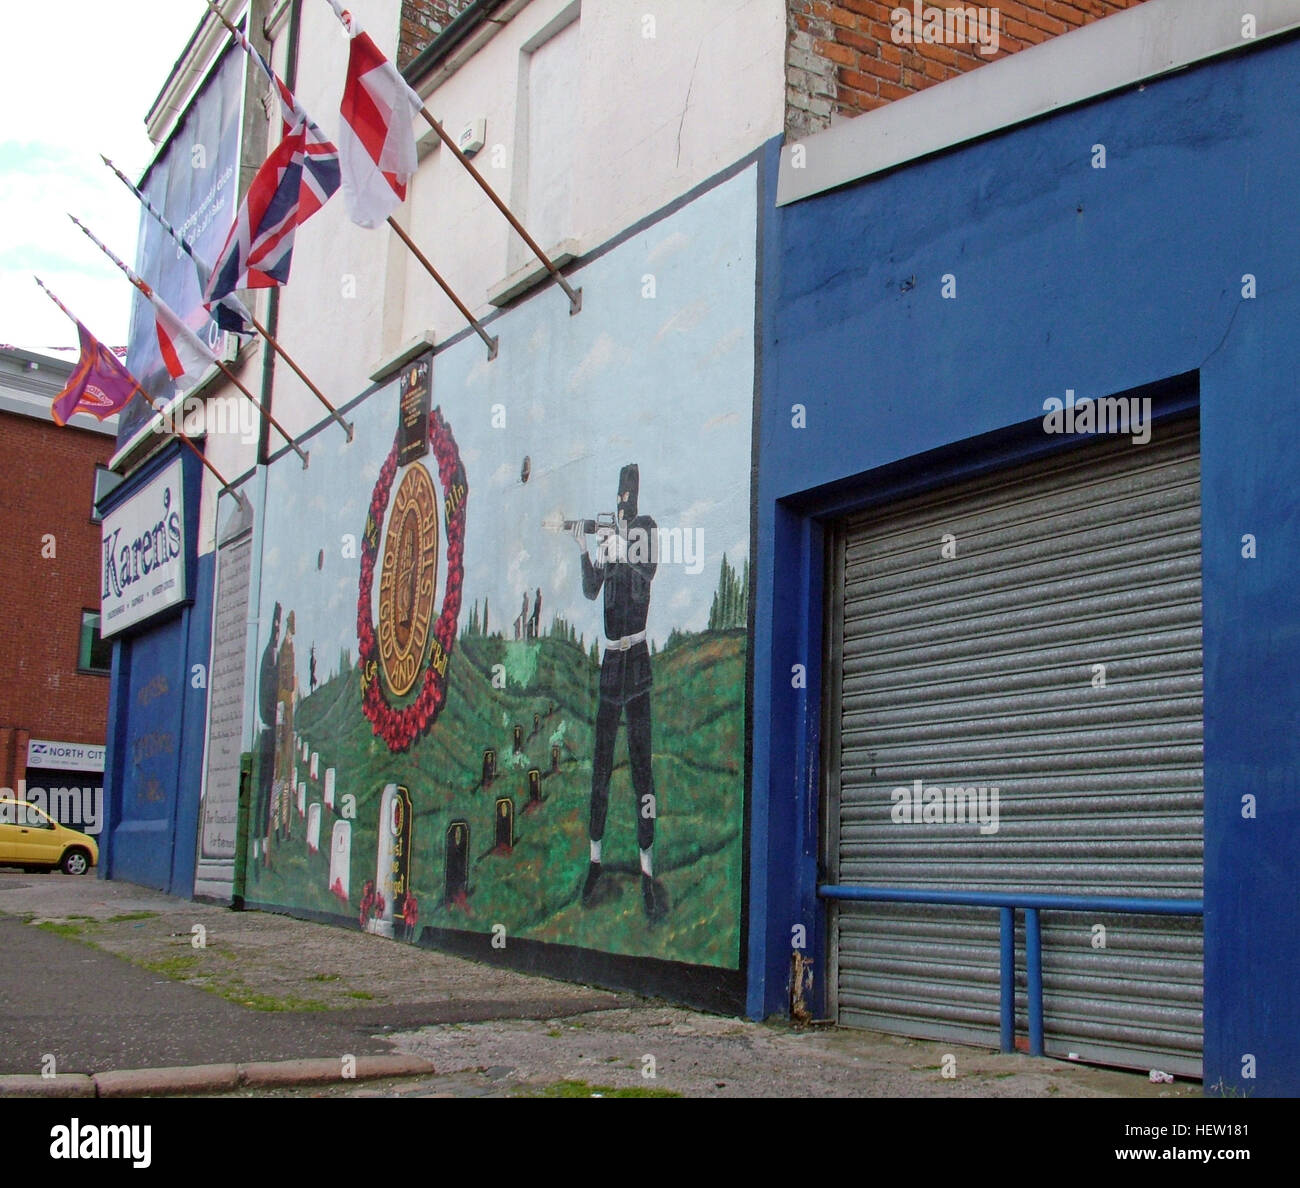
[581,466,657,854]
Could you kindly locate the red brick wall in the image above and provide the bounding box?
[787,0,1154,137]
[398,0,476,68]
[0,410,113,784]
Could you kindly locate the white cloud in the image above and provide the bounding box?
[654,299,710,342]
[645,231,690,268]
[0,3,208,349]
[568,332,616,391]
[707,326,748,364]
[702,410,741,431]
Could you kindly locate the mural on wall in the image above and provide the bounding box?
[240,165,755,970]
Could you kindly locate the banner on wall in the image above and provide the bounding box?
[100,459,187,639]
[120,44,246,441]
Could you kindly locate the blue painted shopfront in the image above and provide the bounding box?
[748,35,1300,1094]
[98,443,212,896]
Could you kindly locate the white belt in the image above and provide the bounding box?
[605,630,647,652]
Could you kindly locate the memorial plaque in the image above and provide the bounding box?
[397,354,432,467]
[198,535,252,864]
[495,797,515,851]
[445,820,469,904]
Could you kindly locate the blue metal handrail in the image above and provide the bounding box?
[817,883,1203,1056]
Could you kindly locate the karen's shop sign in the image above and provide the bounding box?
[101,459,186,638]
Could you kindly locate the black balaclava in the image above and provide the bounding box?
[617,464,639,526]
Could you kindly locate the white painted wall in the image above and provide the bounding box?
[178,0,784,553]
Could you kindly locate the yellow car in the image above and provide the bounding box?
[0,800,98,875]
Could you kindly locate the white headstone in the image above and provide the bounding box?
[291,766,298,795]
[310,751,319,780]
[307,803,322,853]
[297,781,306,818]
[366,784,400,938]
[324,768,336,810]
[329,820,351,902]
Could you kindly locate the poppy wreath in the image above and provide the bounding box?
[356,407,467,752]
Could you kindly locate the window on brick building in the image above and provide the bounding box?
[78,611,112,674]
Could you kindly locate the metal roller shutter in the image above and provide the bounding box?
[826,416,1203,1076]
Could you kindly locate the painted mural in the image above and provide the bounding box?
[240,166,755,971]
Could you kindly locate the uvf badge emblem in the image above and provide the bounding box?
[356,407,468,753]
[377,464,439,697]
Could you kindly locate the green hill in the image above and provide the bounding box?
[248,627,746,969]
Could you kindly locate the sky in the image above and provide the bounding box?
[0,2,210,355]
[252,164,757,697]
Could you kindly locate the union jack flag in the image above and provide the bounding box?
[205,27,340,309]
[236,27,340,221]
[205,123,308,302]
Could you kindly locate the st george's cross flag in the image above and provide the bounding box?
[69,215,222,391]
[152,280,221,387]
[325,0,423,228]
[34,278,141,425]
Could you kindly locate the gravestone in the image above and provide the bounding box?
[324,767,336,810]
[445,821,470,904]
[368,785,402,937]
[329,820,352,902]
[495,797,515,851]
[307,803,322,853]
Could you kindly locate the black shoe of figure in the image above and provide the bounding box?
[642,874,668,924]
[581,861,603,908]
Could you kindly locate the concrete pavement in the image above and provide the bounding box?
[0,871,1199,1098]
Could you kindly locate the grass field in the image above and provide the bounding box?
[246,627,746,969]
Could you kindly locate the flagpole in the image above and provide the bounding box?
[414,108,582,315]
[385,217,499,359]
[204,0,501,360]
[68,215,310,469]
[314,0,581,315]
[32,277,242,496]
[99,155,355,443]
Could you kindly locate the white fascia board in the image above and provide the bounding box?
[778,0,1300,206]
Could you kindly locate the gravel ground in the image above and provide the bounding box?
[0,872,1199,1098]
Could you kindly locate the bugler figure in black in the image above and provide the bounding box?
[570,463,668,922]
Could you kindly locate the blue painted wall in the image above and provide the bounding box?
[751,36,1300,1094]
[99,444,213,897]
